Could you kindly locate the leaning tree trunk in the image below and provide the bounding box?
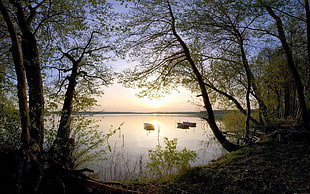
[238,37,252,139]
[266,6,309,130]
[167,1,239,152]
[204,82,260,125]
[14,0,45,152]
[239,35,269,126]
[0,0,30,148]
[53,53,79,167]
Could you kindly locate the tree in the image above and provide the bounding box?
[0,0,115,192]
[0,0,34,159]
[184,0,271,130]
[184,0,310,133]
[50,30,113,166]
[119,0,239,151]
[259,1,309,129]
[303,0,310,105]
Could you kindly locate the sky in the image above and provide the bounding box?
[94,60,201,112]
[93,1,202,112]
[96,82,201,112]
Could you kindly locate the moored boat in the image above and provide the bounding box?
[183,121,196,127]
[144,123,155,130]
[177,122,190,129]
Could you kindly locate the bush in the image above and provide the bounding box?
[146,137,197,178]
[69,115,118,169]
[44,114,118,169]
[0,102,21,149]
[222,110,246,137]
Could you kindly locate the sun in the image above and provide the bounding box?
[141,97,169,109]
[148,99,163,108]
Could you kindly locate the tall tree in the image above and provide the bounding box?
[167,1,239,151]
[50,30,113,166]
[304,0,310,102]
[0,0,31,156]
[262,2,309,129]
[0,0,47,192]
[119,0,239,151]
[12,0,45,151]
[185,0,270,128]
[1,0,115,192]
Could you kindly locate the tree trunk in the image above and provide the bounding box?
[284,82,291,119]
[204,82,259,125]
[230,13,269,127]
[304,0,310,104]
[266,6,309,130]
[242,53,269,126]
[167,1,239,152]
[1,1,45,193]
[240,44,269,126]
[53,54,79,167]
[239,37,252,138]
[0,0,30,148]
[13,1,45,151]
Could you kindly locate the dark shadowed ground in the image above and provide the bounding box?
[129,137,310,193]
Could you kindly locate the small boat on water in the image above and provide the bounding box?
[144,123,155,130]
[177,122,190,129]
[177,121,197,129]
[183,121,196,127]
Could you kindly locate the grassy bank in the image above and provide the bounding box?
[129,139,310,193]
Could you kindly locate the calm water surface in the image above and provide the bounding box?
[90,113,227,180]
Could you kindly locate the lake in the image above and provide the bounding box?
[84,113,227,181]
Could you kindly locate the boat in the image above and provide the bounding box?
[183,121,196,127]
[144,123,155,130]
[177,122,190,129]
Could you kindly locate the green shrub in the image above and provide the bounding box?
[44,114,118,169]
[70,115,119,169]
[146,137,197,178]
[0,102,21,149]
[222,110,246,137]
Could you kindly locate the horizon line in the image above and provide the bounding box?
[49,110,237,114]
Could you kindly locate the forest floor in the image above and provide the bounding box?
[128,136,310,193]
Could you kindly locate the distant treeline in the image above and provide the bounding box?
[64,110,246,120]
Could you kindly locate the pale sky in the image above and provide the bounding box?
[96,82,201,112]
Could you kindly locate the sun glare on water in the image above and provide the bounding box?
[150,120,160,128]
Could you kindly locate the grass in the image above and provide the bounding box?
[128,139,310,193]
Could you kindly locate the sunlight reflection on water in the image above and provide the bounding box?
[87,113,227,181]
